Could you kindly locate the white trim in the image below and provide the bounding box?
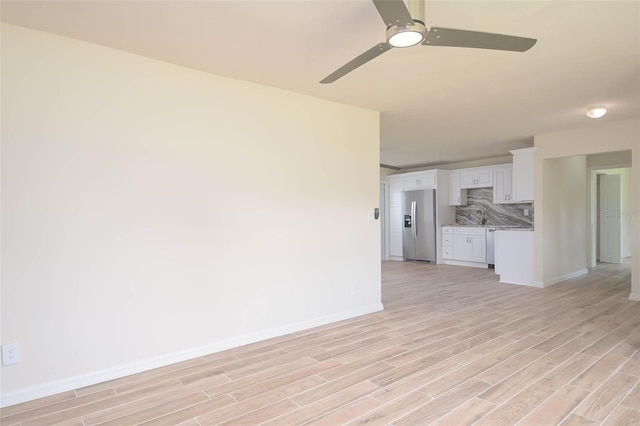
[587,163,632,268]
[501,279,543,288]
[543,269,589,287]
[441,260,489,269]
[629,293,640,301]
[0,303,384,408]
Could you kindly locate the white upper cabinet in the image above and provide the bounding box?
[402,171,436,190]
[449,171,467,206]
[493,165,514,204]
[511,147,535,202]
[460,167,493,189]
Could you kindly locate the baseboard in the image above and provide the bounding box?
[500,279,543,288]
[441,260,488,269]
[629,293,640,301]
[0,303,384,408]
[543,269,589,287]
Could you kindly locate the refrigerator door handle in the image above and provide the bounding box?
[411,201,417,239]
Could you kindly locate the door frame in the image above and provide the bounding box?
[587,163,631,268]
[599,173,622,263]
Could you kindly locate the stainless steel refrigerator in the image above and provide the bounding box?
[402,189,437,263]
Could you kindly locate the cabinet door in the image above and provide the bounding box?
[460,171,476,188]
[403,172,436,190]
[390,178,403,207]
[449,172,467,206]
[468,236,487,263]
[512,148,535,201]
[504,170,513,203]
[460,168,493,188]
[476,169,493,187]
[390,232,403,257]
[493,167,513,204]
[453,235,470,261]
[421,171,436,188]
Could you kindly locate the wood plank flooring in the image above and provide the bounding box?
[2,260,639,425]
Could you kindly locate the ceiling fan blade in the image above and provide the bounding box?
[320,42,393,84]
[423,27,537,52]
[372,0,414,27]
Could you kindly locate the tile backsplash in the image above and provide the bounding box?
[456,188,534,227]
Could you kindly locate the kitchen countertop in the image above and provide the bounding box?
[442,224,533,230]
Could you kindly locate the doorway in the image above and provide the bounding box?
[587,155,632,268]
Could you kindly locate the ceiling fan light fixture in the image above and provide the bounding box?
[586,106,607,118]
[387,22,425,48]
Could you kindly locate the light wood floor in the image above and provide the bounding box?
[2,261,640,425]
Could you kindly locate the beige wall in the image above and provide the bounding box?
[379,167,398,181]
[1,24,381,402]
[588,150,632,168]
[534,118,640,298]
[542,156,588,283]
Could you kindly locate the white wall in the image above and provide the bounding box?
[541,156,588,284]
[1,24,381,403]
[534,118,639,299]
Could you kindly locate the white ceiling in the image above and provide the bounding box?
[2,0,639,169]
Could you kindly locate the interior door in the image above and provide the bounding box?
[599,174,621,264]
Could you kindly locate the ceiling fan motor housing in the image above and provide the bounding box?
[386,1,427,47]
[386,21,426,47]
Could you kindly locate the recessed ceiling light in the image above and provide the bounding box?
[586,106,607,119]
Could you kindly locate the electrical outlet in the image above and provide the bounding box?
[524,208,529,216]
[2,343,20,366]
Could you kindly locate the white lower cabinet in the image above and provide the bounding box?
[468,235,487,263]
[442,226,487,264]
[442,227,454,259]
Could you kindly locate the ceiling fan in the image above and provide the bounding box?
[320,0,537,84]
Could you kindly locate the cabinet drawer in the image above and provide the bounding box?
[442,227,453,235]
[442,235,453,246]
[442,247,454,259]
